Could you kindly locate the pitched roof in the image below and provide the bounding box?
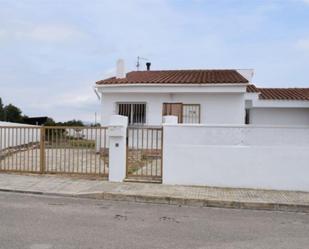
[246,84,309,101]
[96,70,249,85]
[258,88,309,100]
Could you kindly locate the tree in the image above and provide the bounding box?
[3,104,23,123]
[43,118,57,126]
[63,119,84,127]
[44,119,84,127]
[0,98,4,121]
[90,123,101,127]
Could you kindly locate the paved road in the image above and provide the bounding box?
[0,192,308,249]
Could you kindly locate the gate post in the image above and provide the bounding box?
[107,115,128,182]
[39,126,46,174]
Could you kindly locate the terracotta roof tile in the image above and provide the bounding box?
[96,70,249,85]
[258,88,309,101]
[246,84,260,93]
[246,84,309,101]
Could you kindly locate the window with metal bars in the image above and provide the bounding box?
[118,103,146,125]
[182,104,200,123]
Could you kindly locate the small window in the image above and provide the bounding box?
[118,103,146,125]
[183,104,200,123]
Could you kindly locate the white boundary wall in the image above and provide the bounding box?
[163,124,309,191]
[0,122,40,150]
[250,108,309,125]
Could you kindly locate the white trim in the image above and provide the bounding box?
[95,84,247,94]
[95,83,248,87]
[251,99,309,108]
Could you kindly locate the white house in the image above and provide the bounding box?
[95,60,309,126]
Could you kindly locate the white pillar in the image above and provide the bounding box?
[108,115,128,182]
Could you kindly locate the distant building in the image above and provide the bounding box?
[24,117,48,126]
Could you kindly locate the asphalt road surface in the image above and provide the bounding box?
[0,192,309,249]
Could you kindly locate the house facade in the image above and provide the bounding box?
[95,60,309,126]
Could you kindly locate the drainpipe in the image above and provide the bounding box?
[93,86,101,100]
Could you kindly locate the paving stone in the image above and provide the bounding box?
[0,173,309,212]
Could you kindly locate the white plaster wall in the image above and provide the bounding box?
[101,92,245,125]
[163,125,309,191]
[250,108,309,125]
[101,93,170,126]
[172,93,245,124]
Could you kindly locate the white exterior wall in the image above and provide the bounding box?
[101,92,245,125]
[250,108,309,125]
[101,93,170,126]
[172,93,245,124]
[163,124,309,191]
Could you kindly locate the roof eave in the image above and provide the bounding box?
[95,82,249,88]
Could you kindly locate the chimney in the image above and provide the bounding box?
[116,59,125,78]
[146,62,151,71]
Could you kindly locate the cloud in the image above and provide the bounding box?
[54,92,97,109]
[296,38,309,50]
[0,30,5,38]
[0,24,84,43]
[1,0,309,121]
[21,88,101,122]
[25,25,84,43]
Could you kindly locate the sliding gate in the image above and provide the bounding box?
[126,126,163,182]
[0,126,109,178]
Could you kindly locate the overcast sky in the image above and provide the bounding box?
[0,0,309,122]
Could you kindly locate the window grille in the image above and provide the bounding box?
[118,103,146,125]
[182,104,200,123]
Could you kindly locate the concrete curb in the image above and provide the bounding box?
[79,192,309,213]
[1,188,309,213]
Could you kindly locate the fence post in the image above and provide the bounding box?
[40,127,45,174]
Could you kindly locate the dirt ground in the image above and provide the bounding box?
[0,148,108,175]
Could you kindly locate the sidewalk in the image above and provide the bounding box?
[0,173,309,213]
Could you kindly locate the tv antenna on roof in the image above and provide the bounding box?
[136,56,148,71]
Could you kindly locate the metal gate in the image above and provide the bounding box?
[0,126,109,178]
[43,127,108,177]
[126,126,163,183]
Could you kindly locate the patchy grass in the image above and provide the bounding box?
[68,139,95,148]
[46,139,95,149]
